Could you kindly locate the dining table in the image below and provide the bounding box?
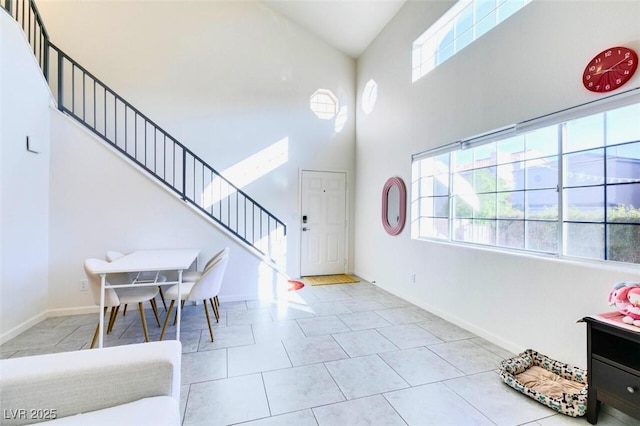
[90,248,200,348]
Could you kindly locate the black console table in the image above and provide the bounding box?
[583,316,640,424]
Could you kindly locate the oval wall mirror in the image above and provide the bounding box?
[382,177,407,236]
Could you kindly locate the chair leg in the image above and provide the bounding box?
[210,298,219,322]
[150,298,161,327]
[107,305,120,333]
[138,302,150,343]
[122,304,128,316]
[158,287,167,311]
[203,300,215,342]
[173,300,185,326]
[160,300,176,341]
[90,307,109,349]
[214,295,219,308]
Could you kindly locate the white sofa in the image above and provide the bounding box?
[0,341,181,425]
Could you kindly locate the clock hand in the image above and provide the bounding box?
[595,56,631,74]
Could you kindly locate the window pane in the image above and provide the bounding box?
[411,179,419,202]
[434,173,450,195]
[498,0,524,22]
[497,219,524,248]
[607,142,640,184]
[526,220,558,253]
[475,219,496,245]
[454,150,473,171]
[525,126,559,159]
[452,219,469,242]
[437,27,455,64]
[420,217,449,239]
[607,183,640,223]
[526,157,558,190]
[564,113,604,153]
[564,149,604,187]
[498,162,525,191]
[420,176,434,197]
[453,170,474,195]
[476,193,497,218]
[565,223,604,260]
[434,196,450,218]
[474,167,496,192]
[498,191,524,218]
[606,104,640,145]
[454,219,496,244]
[420,197,434,216]
[497,135,525,164]
[475,0,496,38]
[453,195,474,219]
[474,143,497,168]
[526,189,557,220]
[455,4,473,50]
[607,224,640,263]
[565,187,604,222]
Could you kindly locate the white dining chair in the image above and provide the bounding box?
[159,250,229,342]
[106,250,168,311]
[84,258,162,348]
[181,247,228,310]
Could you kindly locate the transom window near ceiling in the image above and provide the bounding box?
[412,0,532,82]
[411,96,640,265]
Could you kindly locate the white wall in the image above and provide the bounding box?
[0,12,51,339]
[355,0,640,368]
[48,111,287,312]
[37,0,357,280]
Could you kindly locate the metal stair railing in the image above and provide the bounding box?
[1,0,287,265]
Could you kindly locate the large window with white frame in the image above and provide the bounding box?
[411,97,640,265]
[412,0,532,82]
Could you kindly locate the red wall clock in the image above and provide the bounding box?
[582,46,638,93]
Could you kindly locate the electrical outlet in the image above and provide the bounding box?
[80,279,88,291]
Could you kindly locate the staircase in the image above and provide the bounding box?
[2,0,287,267]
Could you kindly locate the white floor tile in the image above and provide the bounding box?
[338,311,393,331]
[325,354,409,399]
[282,335,349,366]
[332,329,398,357]
[428,339,504,374]
[384,382,494,426]
[263,364,345,415]
[445,371,555,425]
[379,347,465,386]
[313,394,407,426]
[376,323,443,349]
[183,374,269,426]
[296,315,351,337]
[228,341,291,376]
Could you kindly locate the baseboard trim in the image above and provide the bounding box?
[0,311,48,345]
[47,306,99,317]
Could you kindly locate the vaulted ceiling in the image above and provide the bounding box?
[262,0,407,58]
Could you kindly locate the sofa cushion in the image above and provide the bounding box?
[0,341,181,425]
[38,396,179,426]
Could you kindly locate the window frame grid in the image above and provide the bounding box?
[411,90,640,266]
[412,0,532,82]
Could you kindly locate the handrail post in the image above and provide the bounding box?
[43,38,49,82]
[57,49,63,111]
[181,148,187,201]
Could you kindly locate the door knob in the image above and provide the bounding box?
[302,227,311,231]
[628,386,636,394]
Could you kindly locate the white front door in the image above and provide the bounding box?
[300,170,347,276]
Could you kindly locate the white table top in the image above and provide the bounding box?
[92,249,200,274]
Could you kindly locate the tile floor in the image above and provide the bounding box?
[1,278,639,426]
